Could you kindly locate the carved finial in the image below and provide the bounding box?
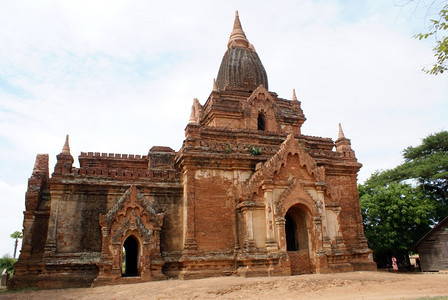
[292,89,298,101]
[62,134,70,154]
[213,78,218,92]
[130,185,137,198]
[188,99,198,124]
[227,11,250,50]
[336,123,353,155]
[338,123,345,139]
[285,133,295,143]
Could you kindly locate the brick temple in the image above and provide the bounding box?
[11,12,375,289]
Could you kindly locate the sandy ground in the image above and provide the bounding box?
[1,271,448,300]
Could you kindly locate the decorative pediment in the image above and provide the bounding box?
[240,134,325,199]
[246,85,275,105]
[100,185,163,229]
[99,185,164,249]
[242,85,277,114]
[241,85,280,131]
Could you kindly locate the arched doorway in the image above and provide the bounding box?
[285,205,312,274]
[122,235,139,277]
[285,205,309,251]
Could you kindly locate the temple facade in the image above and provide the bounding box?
[11,12,375,289]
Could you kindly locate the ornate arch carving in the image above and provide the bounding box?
[96,185,164,281]
[239,133,325,200]
[274,178,317,218]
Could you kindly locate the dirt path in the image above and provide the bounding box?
[1,271,448,300]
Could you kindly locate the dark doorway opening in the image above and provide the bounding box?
[285,206,309,251]
[285,212,298,251]
[122,235,139,277]
[257,113,266,130]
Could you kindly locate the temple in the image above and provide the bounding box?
[11,11,375,289]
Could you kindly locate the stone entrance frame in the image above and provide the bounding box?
[94,185,165,285]
[284,204,313,274]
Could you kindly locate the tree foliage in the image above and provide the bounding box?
[0,255,16,275]
[10,231,22,240]
[360,183,434,256]
[414,2,448,74]
[362,131,448,218]
[359,131,448,261]
[10,231,23,259]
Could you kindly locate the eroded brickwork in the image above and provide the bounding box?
[10,12,375,290]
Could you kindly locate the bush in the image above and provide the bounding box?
[248,145,262,156]
[0,256,17,275]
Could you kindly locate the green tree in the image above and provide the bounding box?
[414,2,448,74]
[363,131,448,220]
[360,183,435,258]
[401,130,448,217]
[359,131,448,265]
[10,231,23,259]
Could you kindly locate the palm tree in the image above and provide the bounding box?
[10,231,23,259]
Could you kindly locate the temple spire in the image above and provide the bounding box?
[338,123,345,140]
[292,89,298,101]
[62,134,70,154]
[216,11,267,91]
[213,78,218,92]
[227,11,250,50]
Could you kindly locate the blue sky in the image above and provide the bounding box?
[0,0,447,257]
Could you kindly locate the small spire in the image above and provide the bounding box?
[188,99,198,124]
[335,123,353,155]
[292,89,298,101]
[227,10,250,50]
[338,123,345,139]
[62,134,70,154]
[213,78,218,92]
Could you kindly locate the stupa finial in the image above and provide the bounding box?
[338,123,345,140]
[188,99,198,124]
[227,11,250,50]
[62,134,70,154]
[292,89,298,101]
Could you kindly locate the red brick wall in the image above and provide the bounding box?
[194,172,236,251]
